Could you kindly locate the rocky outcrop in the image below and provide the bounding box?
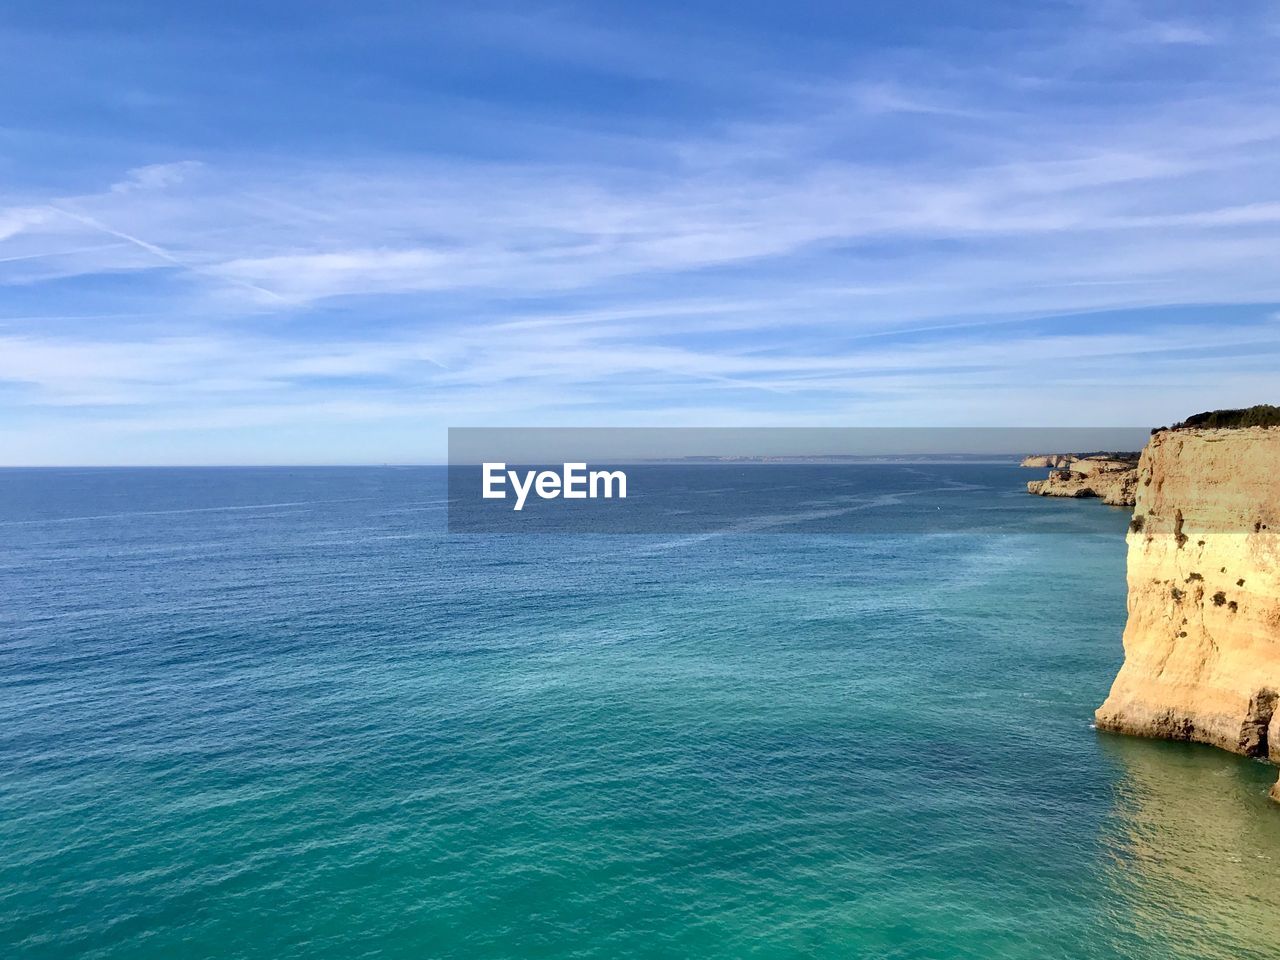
[1024,454,1139,506]
[1094,426,1280,799]
[1021,454,1077,469]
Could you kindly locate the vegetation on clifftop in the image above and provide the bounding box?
[1157,404,1280,433]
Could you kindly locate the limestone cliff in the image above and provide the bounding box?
[1094,426,1280,798]
[1024,454,1139,506]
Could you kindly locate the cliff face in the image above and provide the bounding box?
[1025,455,1139,506]
[1094,427,1280,797]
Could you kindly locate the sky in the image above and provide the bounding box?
[2,0,1279,464]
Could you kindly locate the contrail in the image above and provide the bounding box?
[47,204,290,304]
[0,242,128,264]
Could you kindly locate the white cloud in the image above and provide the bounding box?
[1133,21,1217,46]
[110,161,205,194]
[2,1,1279,461]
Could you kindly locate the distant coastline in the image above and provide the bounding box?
[642,454,1024,464]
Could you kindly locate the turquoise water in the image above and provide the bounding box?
[3,466,1279,959]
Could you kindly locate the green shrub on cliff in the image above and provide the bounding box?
[1154,404,1280,433]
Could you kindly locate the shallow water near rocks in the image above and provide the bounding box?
[3,465,1279,959]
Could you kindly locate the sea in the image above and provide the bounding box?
[3,465,1279,960]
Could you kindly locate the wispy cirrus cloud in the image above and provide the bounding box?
[0,1,1279,462]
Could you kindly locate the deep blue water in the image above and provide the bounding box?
[3,465,1279,959]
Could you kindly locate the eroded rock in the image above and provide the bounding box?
[1093,426,1280,800]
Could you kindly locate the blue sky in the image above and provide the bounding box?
[2,0,1279,464]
